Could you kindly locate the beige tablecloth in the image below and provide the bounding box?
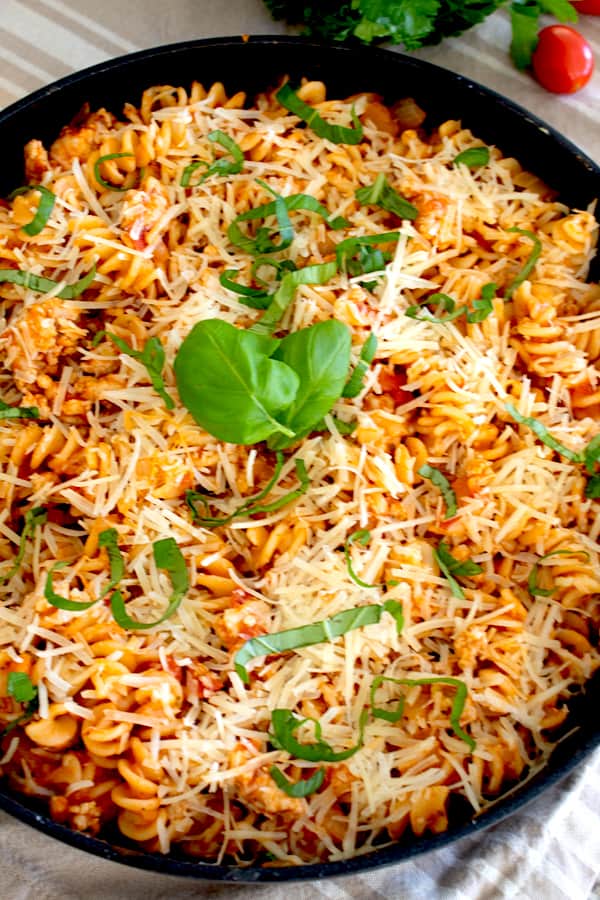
[0,2,599,898]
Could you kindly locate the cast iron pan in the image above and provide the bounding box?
[0,36,599,883]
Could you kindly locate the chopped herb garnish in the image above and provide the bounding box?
[9,185,56,236]
[93,152,136,191]
[453,147,490,169]
[342,333,378,399]
[344,529,380,588]
[585,475,600,499]
[45,560,99,611]
[234,598,403,683]
[276,82,363,145]
[370,675,475,750]
[0,398,39,420]
[269,765,325,797]
[110,538,189,630]
[583,433,600,475]
[418,464,457,519]
[2,671,39,736]
[94,331,174,410]
[505,403,582,463]
[181,130,244,187]
[249,261,338,337]
[218,269,271,308]
[98,528,125,599]
[405,284,495,324]
[504,227,542,299]
[335,232,401,277]
[528,548,590,598]
[186,452,309,526]
[2,506,47,583]
[355,173,418,220]
[269,708,366,762]
[434,541,483,600]
[0,265,96,299]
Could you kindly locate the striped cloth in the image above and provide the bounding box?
[0,2,599,898]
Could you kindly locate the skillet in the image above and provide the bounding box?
[0,35,599,882]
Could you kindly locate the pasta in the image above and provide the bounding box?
[0,75,598,868]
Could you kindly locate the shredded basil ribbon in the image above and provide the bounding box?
[45,560,98,611]
[186,453,309,526]
[110,537,189,630]
[342,333,378,399]
[9,185,56,236]
[0,398,39,421]
[249,261,338,336]
[355,173,418,220]
[344,529,382,589]
[2,506,47,584]
[270,708,367,762]
[418,464,458,519]
[94,331,174,410]
[528,548,590,598]
[0,264,96,299]
[1,671,39,737]
[181,130,244,187]
[219,258,299,310]
[370,675,475,751]
[98,528,125,599]
[405,283,496,325]
[269,764,325,798]
[276,82,364,146]
[434,541,483,600]
[505,404,582,463]
[228,190,347,257]
[93,152,136,191]
[234,598,403,684]
[504,227,542,299]
[335,232,401,277]
[453,147,490,169]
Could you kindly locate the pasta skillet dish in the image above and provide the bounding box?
[0,77,598,867]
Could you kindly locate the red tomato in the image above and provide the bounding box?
[532,25,594,94]
[379,368,413,407]
[572,0,600,13]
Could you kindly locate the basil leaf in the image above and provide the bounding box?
[269,765,325,798]
[504,227,542,299]
[528,548,590,598]
[228,191,347,257]
[0,265,96,299]
[219,269,270,308]
[94,152,136,191]
[510,1,541,69]
[342,333,377,399]
[234,598,403,683]
[110,537,189,630]
[370,675,475,750]
[45,560,99,611]
[418,465,457,519]
[2,506,47,583]
[505,403,582,463]
[270,708,365,762]
[98,528,125,599]
[251,256,298,285]
[335,232,401,276]
[539,0,578,22]
[355,173,418,220]
[175,319,298,445]
[181,130,244,187]
[466,284,496,323]
[276,82,363,145]
[186,452,309,525]
[95,331,174,410]
[583,433,600,475]
[585,474,600,499]
[7,671,37,704]
[312,416,358,436]
[0,398,39,420]
[250,261,337,336]
[405,292,464,323]
[9,185,56,236]
[344,529,380,589]
[453,147,490,169]
[434,541,482,600]
[268,319,352,449]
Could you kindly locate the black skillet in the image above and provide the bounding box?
[0,35,599,883]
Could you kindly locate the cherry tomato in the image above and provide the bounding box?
[532,25,594,94]
[572,0,600,13]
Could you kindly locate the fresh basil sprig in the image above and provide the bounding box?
[370,675,475,750]
[418,465,458,519]
[94,152,136,191]
[110,538,189,630]
[453,147,490,169]
[276,83,364,145]
[504,227,542,299]
[181,130,244,187]
[355,173,418,220]
[9,185,56,236]
[2,506,47,584]
[233,598,403,683]
[270,708,366,762]
[94,331,174,410]
[0,265,96,299]
[269,764,325,798]
[528,548,590,598]
[186,452,309,526]
[0,398,39,421]
[405,283,496,324]
[434,541,483,600]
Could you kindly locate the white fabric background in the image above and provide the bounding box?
[0,2,599,897]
